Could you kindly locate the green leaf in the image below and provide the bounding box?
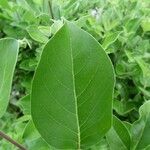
[23,120,51,150]
[17,95,31,115]
[123,121,132,132]
[51,20,64,35]
[16,115,31,123]
[106,116,131,150]
[124,18,140,34]
[135,58,150,87]
[38,26,51,37]
[102,32,121,50]
[90,138,109,150]
[145,145,150,150]
[141,20,150,32]
[31,21,115,149]
[138,87,150,99]
[27,25,49,43]
[0,38,19,118]
[0,0,10,9]
[131,101,150,150]
[23,120,41,141]
[19,58,37,71]
[113,99,136,116]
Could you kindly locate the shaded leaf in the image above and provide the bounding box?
[19,58,37,71]
[113,99,136,116]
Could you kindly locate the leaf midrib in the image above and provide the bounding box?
[66,24,81,149]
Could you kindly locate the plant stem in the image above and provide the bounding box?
[0,131,27,150]
[48,0,54,19]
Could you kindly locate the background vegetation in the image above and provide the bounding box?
[0,0,150,149]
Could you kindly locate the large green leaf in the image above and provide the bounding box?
[0,38,19,118]
[31,21,115,149]
[106,116,131,150]
[131,101,150,150]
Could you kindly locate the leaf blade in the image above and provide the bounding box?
[31,22,115,149]
[131,101,150,150]
[106,116,131,150]
[0,38,19,118]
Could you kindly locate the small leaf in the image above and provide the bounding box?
[135,58,150,87]
[17,95,31,115]
[19,58,37,71]
[131,101,150,150]
[27,25,49,43]
[23,120,41,141]
[124,18,140,34]
[51,20,63,34]
[141,20,150,32]
[106,116,131,150]
[113,99,136,116]
[31,21,115,149]
[90,138,109,150]
[23,120,51,150]
[102,32,121,50]
[0,38,19,118]
[38,26,51,37]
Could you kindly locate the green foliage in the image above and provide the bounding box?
[0,0,150,149]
